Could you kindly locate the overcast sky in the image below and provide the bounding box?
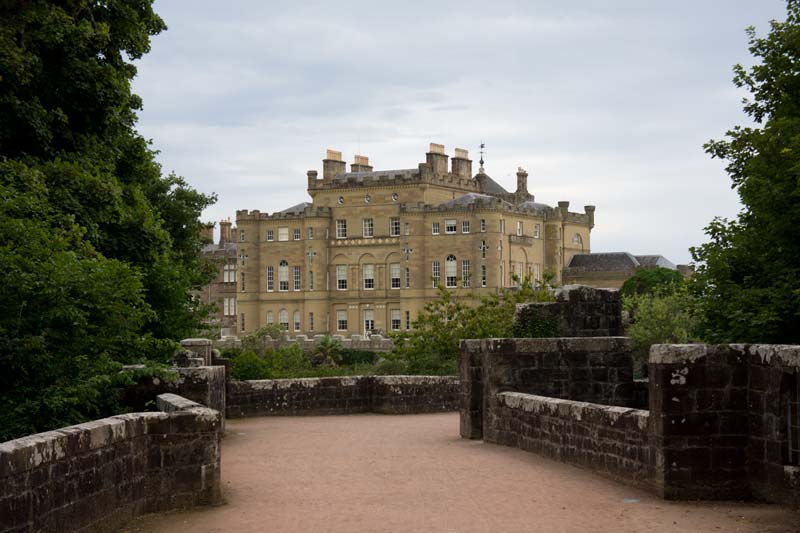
[132,1,787,265]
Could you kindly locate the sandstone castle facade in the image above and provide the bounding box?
[235,143,594,336]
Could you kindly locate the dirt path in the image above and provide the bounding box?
[127,413,798,532]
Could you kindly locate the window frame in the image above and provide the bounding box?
[335,219,347,239]
[390,217,401,237]
[390,263,401,289]
[363,218,374,238]
[445,255,457,288]
[279,260,289,292]
[462,220,470,234]
[363,263,375,290]
[337,310,348,331]
[445,219,457,234]
[336,264,348,290]
[432,222,440,235]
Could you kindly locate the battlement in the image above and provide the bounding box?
[236,207,333,221]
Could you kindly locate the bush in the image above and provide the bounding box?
[339,349,378,366]
[231,350,272,380]
[620,267,684,297]
[623,284,699,369]
[511,305,559,338]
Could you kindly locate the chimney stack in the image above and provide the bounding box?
[219,218,232,246]
[323,149,347,180]
[584,205,596,228]
[307,170,318,190]
[351,154,373,173]
[516,167,529,195]
[451,148,472,178]
[426,143,449,175]
[557,201,570,220]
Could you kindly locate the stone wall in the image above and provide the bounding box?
[461,338,800,507]
[121,365,226,432]
[0,394,221,532]
[491,392,655,490]
[514,285,622,337]
[216,334,394,353]
[227,375,459,418]
[460,337,638,440]
[650,343,800,506]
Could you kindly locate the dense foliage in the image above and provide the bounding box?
[620,267,684,297]
[691,1,800,343]
[226,329,382,380]
[623,283,699,369]
[388,277,554,375]
[0,1,215,441]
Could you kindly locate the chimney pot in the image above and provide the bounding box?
[429,143,445,155]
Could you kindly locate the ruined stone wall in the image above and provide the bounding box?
[215,334,395,353]
[649,344,750,500]
[746,345,800,508]
[461,338,800,506]
[0,394,221,532]
[650,343,800,506]
[227,376,459,418]
[371,376,460,414]
[491,392,655,490]
[514,285,622,337]
[460,337,637,440]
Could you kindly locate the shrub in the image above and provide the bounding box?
[231,350,272,380]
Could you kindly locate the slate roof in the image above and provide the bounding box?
[277,202,311,215]
[519,200,553,211]
[635,255,677,270]
[566,252,640,272]
[439,193,511,209]
[476,172,509,194]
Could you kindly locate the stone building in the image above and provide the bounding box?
[235,143,595,336]
[198,219,238,336]
[561,252,681,289]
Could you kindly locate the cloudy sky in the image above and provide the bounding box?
[132,1,787,265]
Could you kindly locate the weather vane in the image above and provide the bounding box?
[479,141,486,173]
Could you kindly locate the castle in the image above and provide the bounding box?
[233,143,595,336]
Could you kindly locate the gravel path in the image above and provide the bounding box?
[127,413,798,532]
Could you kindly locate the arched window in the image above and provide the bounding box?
[445,255,457,288]
[278,309,289,331]
[572,233,582,246]
[279,260,289,291]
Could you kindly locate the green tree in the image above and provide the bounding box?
[0,1,215,440]
[620,267,684,297]
[623,285,699,368]
[389,276,554,375]
[691,1,800,343]
[312,335,343,367]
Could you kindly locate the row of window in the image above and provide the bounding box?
[240,260,543,293]
[247,309,412,333]
[336,309,410,332]
[242,220,557,242]
[336,217,404,239]
[336,263,407,290]
[265,261,305,292]
[266,309,305,332]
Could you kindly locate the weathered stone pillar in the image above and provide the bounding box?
[181,338,213,366]
[649,344,749,500]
